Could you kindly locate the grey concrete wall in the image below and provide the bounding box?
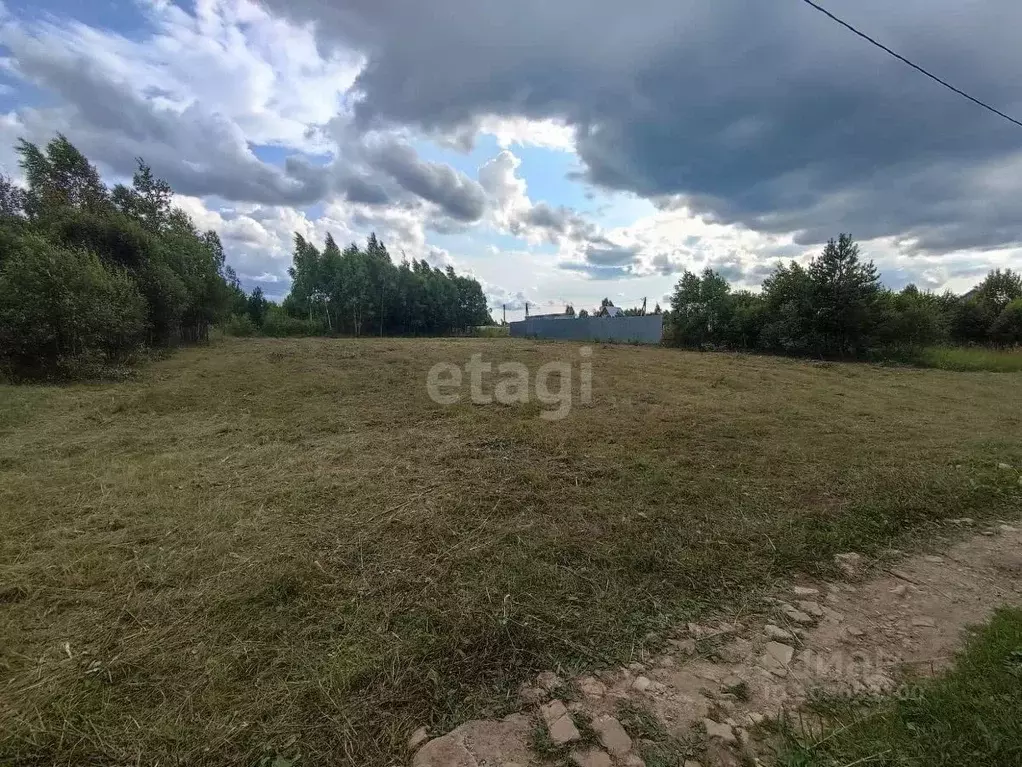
[509,315,664,344]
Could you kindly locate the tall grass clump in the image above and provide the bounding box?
[912,346,1022,372]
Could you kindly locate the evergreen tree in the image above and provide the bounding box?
[807,234,880,356]
[247,287,268,328]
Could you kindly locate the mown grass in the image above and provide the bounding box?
[909,345,1022,372]
[778,607,1022,767]
[1,338,1020,766]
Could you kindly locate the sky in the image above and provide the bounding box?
[1,0,1020,320]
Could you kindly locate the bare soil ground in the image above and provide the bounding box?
[412,522,1022,767]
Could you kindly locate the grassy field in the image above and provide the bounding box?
[1,338,1020,766]
[909,345,1022,372]
[779,607,1022,767]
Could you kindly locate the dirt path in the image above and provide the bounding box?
[408,522,1022,767]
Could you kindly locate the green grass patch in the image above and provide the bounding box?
[471,325,511,337]
[908,345,1022,372]
[778,607,1022,767]
[616,701,699,767]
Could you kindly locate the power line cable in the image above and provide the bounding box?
[797,0,1022,130]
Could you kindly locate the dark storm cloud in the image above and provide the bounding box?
[260,0,1022,253]
[364,139,486,222]
[516,202,602,243]
[560,262,636,280]
[560,241,649,279]
[650,253,684,276]
[521,203,571,233]
[584,242,642,267]
[703,257,778,285]
[338,174,392,206]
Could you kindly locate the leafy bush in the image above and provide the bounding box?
[222,308,324,338]
[872,285,949,351]
[223,314,257,337]
[990,299,1022,346]
[0,234,148,377]
[0,134,237,378]
[666,235,1020,360]
[261,306,325,337]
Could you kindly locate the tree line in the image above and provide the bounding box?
[0,136,495,377]
[0,135,236,377]
[3,136,1013,375]
[228,232,493,337]
[665,234,1022,356]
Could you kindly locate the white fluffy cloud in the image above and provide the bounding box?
[27,0,362,152]
[477,116,575,152]
[479,151,531,229]
[0,0,349,203]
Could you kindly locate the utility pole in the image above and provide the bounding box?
[525,302,529,318]
[642,296,647,315]
[502,304,506,325]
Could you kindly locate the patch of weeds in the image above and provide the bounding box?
[616,701,698,767]
[910,345,1022,373]
[776,607,1022,767]
[693,633,729,661]
[531,722,562,761]
[723,680,751,702]
[574,715,602,750]
[549,681,580,703]
[1004,649,1022,678]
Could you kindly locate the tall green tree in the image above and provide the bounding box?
[667,269,732,347]
[975,269,1022,313]
[17,134,108,217]
[807,234,881,356]
[760,261,815,353]
[990,299,1022,345]
[112,161,173,233]
[1,135,234,375]
[247,287,268,328]
[280,233,491,336]
[286,234,322,323]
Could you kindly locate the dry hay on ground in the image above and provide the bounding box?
[1,338,1020,766]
